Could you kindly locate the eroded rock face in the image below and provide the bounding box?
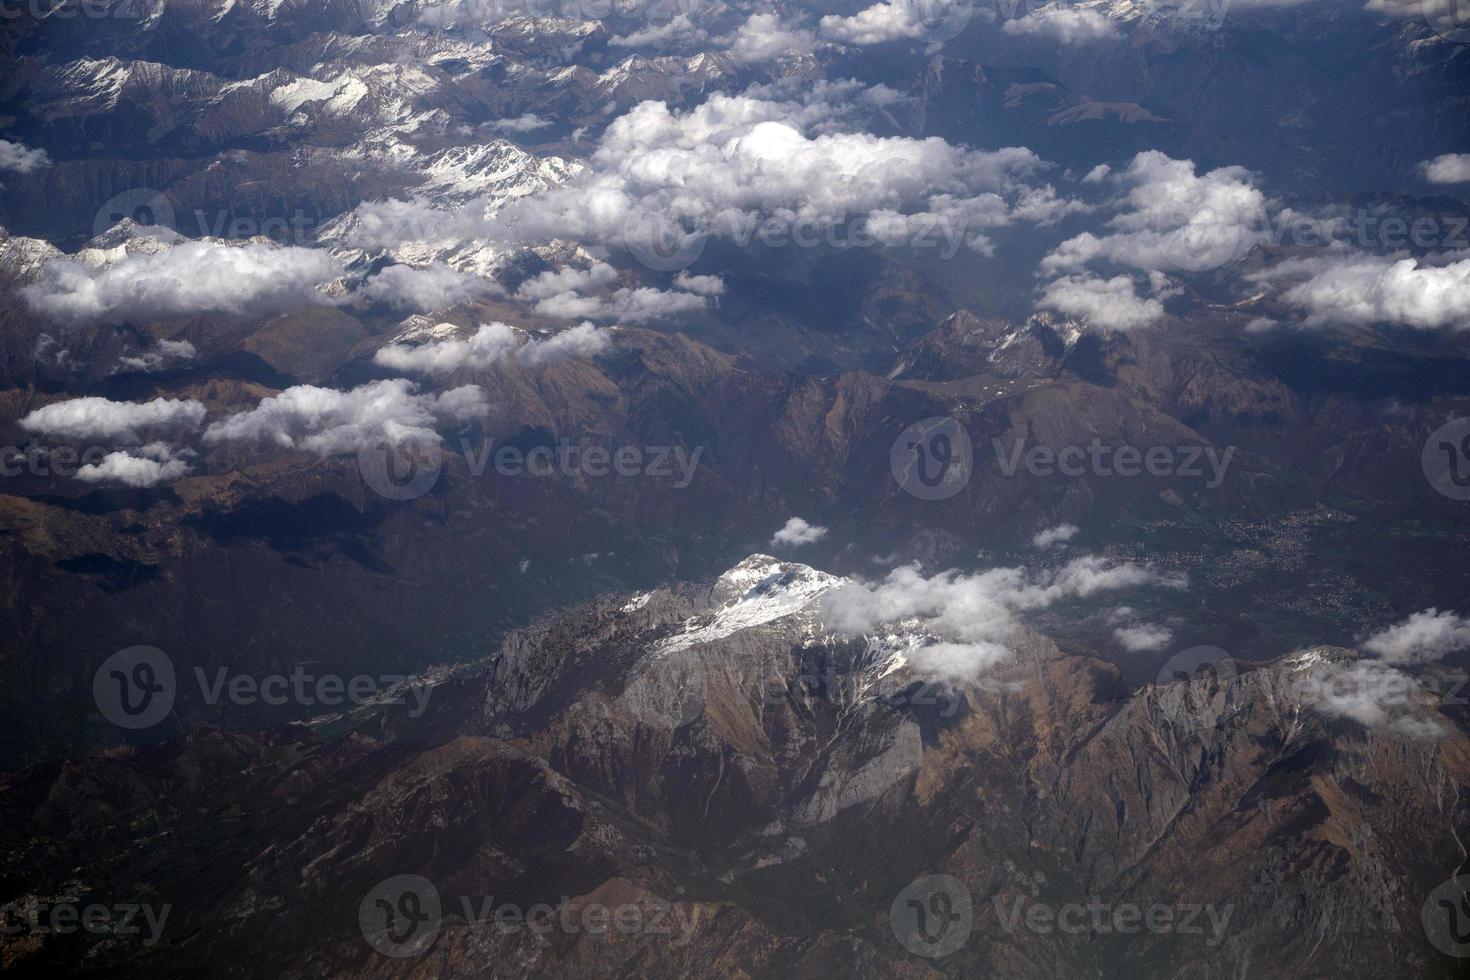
[3,556,1466,978]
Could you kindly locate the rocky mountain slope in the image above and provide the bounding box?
[2,555,1466,977]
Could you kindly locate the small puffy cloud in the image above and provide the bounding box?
[822,556,1185,682]
[491,114,553,134]
[771,517,828,547]
[515,263,619,301]
[1265,254,1470,331]
[1114,623,1173,652]
[1003,6,1116,43]
[1420,154,1470,184]
[819,0,968,45]
[1361,608,1470,665]
[22,242,340,325]
[517,322,611,366]
[359,263,501,312]
[374,321,610,374]
[673,271,726,296]
[75,442,192,488]
[203,378,487,455]
[1081,164,1111,184]
[0,139,50,174]
[114,339,197,374]
[515,261,713,323]
[611,14,710,49]
[1038,274,1165,331]
[19,396,205,443]
[1031,523,1078,548]
[730,13,817,63]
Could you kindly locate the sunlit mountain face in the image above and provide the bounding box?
[2,1,1470,976]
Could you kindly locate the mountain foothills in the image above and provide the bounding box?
[3,555,1468,977]
[0,0,1469,975]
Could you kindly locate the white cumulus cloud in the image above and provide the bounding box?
[1031,523,1079,548]
[771,517,829,547]
[1420,153,1470,184]
[75,442,193,488]
[19,396,206,443]
[1114,623,1173,652]
[0,139,50,174]
[203,378,487,455]
[1361,608,1470,665]
[822,556,1185,682]
[1003,5,1116,43]
[22,241,341,325]
[359,263,501,312]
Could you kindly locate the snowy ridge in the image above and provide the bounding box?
[654,555,846,655]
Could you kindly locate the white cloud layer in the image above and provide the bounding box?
[75,442,193,488]
[19,396,205,443]
[474,88,1072,263]
[374,321,610,374]
[822,556,1185,682]
[819,0,970,45]
[359,263,501,312]
[1266,254,1470,331]
[1361,608,1470,665]
[203,378,487,454]
[513,261,716,322]
[22,242,341,324]
[1042,151,1271,279]
[1003,5,1117,43]
[731,12,817,62]
[1038,274,1165,330]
